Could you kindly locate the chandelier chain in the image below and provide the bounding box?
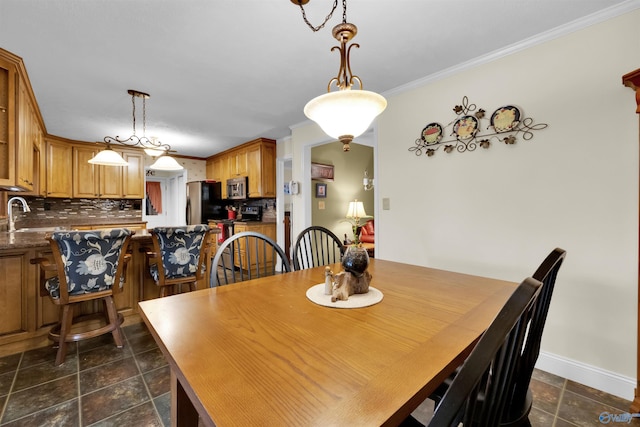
[342,0,347,24]
[296,0,339,32]
[131,94,137,136]
[142,96,146,137]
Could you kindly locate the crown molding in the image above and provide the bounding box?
[385,0,640,98]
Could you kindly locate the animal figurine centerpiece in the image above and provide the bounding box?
[325,245,372,302]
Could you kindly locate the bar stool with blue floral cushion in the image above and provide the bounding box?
[147,225,212,297]
[30,228,134,366]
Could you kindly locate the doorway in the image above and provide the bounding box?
[143,169,188,228]
[276,157,293,259]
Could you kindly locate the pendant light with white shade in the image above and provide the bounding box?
[293,0,387,152]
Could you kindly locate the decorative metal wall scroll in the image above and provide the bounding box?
[408,96,547,157]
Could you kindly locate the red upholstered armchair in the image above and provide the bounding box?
[359,219,375,244]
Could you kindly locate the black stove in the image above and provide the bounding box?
[239,206,262,222]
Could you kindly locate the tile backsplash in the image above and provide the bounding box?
[9,197,143,230]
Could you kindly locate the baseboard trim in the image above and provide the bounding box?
[536,351,635,401]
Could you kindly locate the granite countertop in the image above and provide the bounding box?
[0,227,220,250]
[0,229,153,250]
[0,231,53,249]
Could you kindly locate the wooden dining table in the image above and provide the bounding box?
[138,258,517,427]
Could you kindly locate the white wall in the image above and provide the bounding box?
[289,8,640,399]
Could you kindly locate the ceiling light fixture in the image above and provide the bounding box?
[293,0,387,152]
[89,90,183,170]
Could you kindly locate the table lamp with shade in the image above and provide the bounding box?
[345,199,368,245]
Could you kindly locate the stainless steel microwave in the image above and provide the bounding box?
[227,177,247,200]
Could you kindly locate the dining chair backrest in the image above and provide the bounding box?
[48,228,133,301]
[150,225,211,281]
[504,247,566,422]
[428,277,543,427]
[211,231,291,286]
[148,225,212,297]
[292,226,344,270]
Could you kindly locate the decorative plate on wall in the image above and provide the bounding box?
[452,115,478,140]
[421,123,443,145]
[490,105,521,132]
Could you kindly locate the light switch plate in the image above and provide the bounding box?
[382,198,390,210]
[318,201,325,210]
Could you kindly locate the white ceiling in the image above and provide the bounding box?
[0,0,636,158]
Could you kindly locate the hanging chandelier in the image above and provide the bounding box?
[293,0,387,152]
[89,89,183,170]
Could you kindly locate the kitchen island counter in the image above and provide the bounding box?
[0,225,219,356]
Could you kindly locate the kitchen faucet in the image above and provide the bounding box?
[7,196,31,232]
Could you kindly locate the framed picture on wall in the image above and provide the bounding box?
[316,183,327,198]
[311,162,334,182]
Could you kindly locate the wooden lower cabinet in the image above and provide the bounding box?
[0,250,29,337]
[0,244,140,356]
[34,248,59,329]
[232,223,276,272]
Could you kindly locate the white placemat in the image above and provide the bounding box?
[306,283,383,309]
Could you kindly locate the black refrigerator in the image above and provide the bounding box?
[186,181,224,225]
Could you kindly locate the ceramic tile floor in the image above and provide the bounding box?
[1,322,638,426]
[0,322,169,426]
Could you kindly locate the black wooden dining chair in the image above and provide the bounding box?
[211,231,291,286]
[502,247,567,425]
[401,277,542,427]
[292,226,344,270]
[423,277,543,427]
[416,247,567,426]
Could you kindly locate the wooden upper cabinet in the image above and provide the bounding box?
[247,141,276,198]
[45,138,72,198]
[228,148,247,178]
[72,144,143,199]
[206,156,223,182]
[16,81,35,191]
[207,138,276,199]
[72,144,122,198]
[0,50,45,192]
[206,155,226,198]
[0,55,16,188]
[122,151,144,199]
[73,145,99,197]
[35,127,46,196]
[10,125,45,198]
[99,160,123,199]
